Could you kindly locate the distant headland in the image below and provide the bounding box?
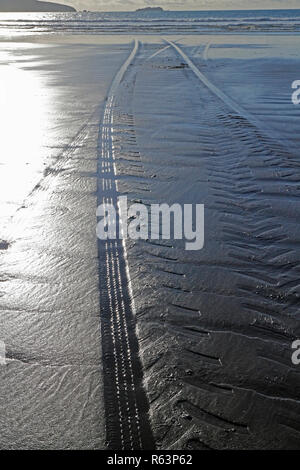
[0,0,76,12]
[135,7,164,13]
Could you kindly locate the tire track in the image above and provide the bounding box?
[97,40,155,450]
[203,42,211,61]
[165,39,296,154]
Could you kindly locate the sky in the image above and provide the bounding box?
[49,0,300,11]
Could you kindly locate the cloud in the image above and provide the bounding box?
[45,0,300,12]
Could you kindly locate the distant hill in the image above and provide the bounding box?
[0,0,76,11]
[136,7,164,13]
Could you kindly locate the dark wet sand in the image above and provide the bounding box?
[111,37,300,450]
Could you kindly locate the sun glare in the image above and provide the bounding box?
[0,60,51,218]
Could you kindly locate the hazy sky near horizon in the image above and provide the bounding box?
[44,0,300,12]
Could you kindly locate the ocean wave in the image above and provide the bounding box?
[1,10,300,34]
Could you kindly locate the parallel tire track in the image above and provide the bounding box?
[165,39,296,154]
[97,40,155,450]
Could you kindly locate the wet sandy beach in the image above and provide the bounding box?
[0,32,300,449]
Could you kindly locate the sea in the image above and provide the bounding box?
[0,9,300,35]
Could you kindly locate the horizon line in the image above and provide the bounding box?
[2,6,300,13]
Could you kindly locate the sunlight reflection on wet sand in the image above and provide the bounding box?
[0,54,52,221]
